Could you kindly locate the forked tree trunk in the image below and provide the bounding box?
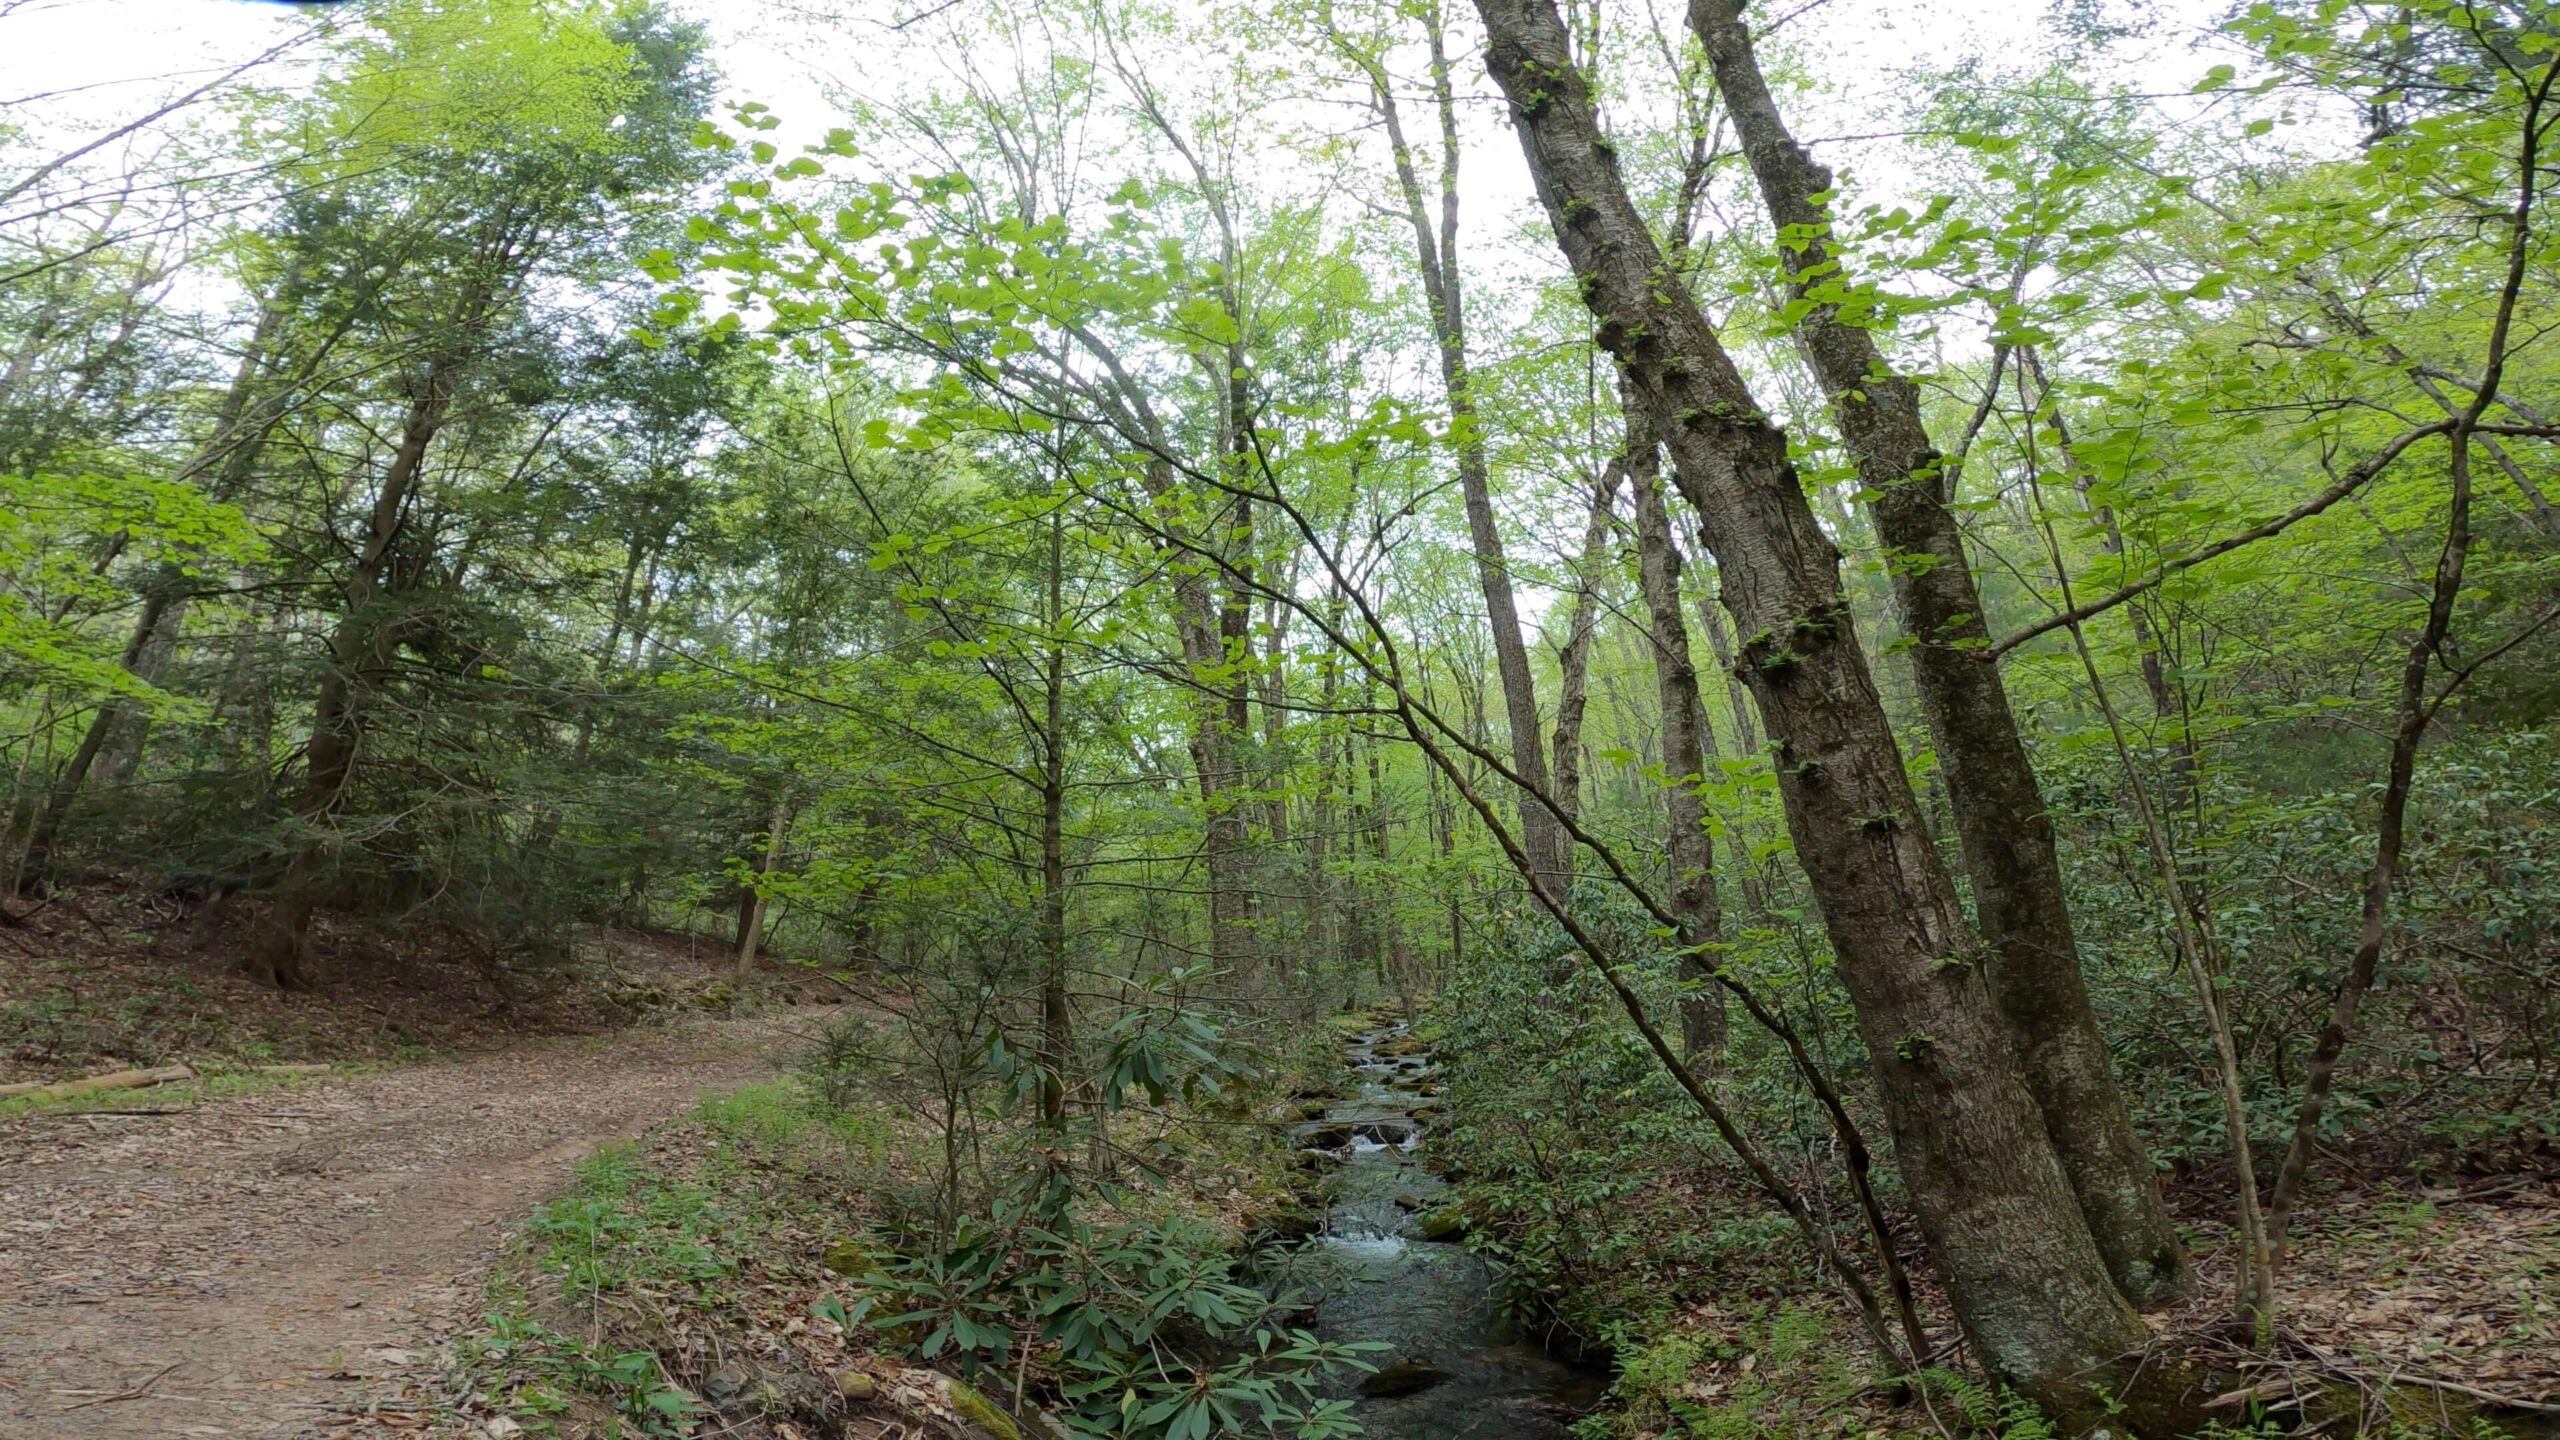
[1689,0,2188,1307]
[246,355,462,990]
[1472,0,2146,1406]
[1216,363,1261,973]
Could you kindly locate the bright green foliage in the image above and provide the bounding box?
[859,1176,1373,1440]
[0,469,257,702]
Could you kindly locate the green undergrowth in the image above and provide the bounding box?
[1571,1301,1902,1440]
[1423,904,2544,1440]
[461,1051,1345,1440]
[466,1079,896,1437]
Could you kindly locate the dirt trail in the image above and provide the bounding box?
[0,1010,826,1439]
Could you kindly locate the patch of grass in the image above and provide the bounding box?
[468,1078,893,1435]
[467,1145,750,1435]
[462,1310,705,1438]
[0,1065,302,1123]
[533,1148,733,1301]
[693,1079,892,1170]
[1578,1301,1877,1440]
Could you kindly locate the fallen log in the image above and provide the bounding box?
[0,1063,196,1102]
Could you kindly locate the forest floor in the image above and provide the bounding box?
[0,1005,837,1439]
[0,882,826,1086]
[0,884,849,1438]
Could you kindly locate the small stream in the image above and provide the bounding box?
[1286,1022,1605,1440]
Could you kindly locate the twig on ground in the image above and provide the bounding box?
[54,1360,182,1411]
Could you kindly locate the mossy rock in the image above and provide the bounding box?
[1414,1207,1467,1242]
[822,1237,877,1277]
[1243,1200,1323,1246]
[694,980,737,1009]
[942,1376,1020,1440]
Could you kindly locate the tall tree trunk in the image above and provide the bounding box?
[1038,511,1072,1136]
[1626,411,1728,1057]
[1217,362,1262,974]
[1685,531,1761,759]
[1310,582,1344,968]
[2262,440,2472,1270]
[1122,443,1253,972]
[1422,715,1462,971]
[734,793,792,977]
[1260,561,1296,854]
[1367,723,1404,1007]
[12,593,163,894]
[1105,66,1264,983]
[1472,0,2146,1405]
[1689,0,2188,1307]
[245,356,462,989]
[1548,468,1620,823]
[2022,347,2179,722]
[1351,5,1565,884]
[572,534,653,771]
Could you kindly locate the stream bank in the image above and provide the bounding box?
[1285,1019,1606,1439]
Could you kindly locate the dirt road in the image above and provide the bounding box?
[0,1010,825,1438]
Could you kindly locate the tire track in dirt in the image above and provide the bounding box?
[0,1009,830,1438]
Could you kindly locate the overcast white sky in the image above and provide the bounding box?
[3,0,2243,180]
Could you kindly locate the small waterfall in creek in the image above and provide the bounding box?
[1283,1021,1606,1439]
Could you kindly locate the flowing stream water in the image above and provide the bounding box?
[1287,1022,1606,1439]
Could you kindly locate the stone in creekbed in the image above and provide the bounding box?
[1359,1357,1456,1397]
[1414,1208,1467,1242]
